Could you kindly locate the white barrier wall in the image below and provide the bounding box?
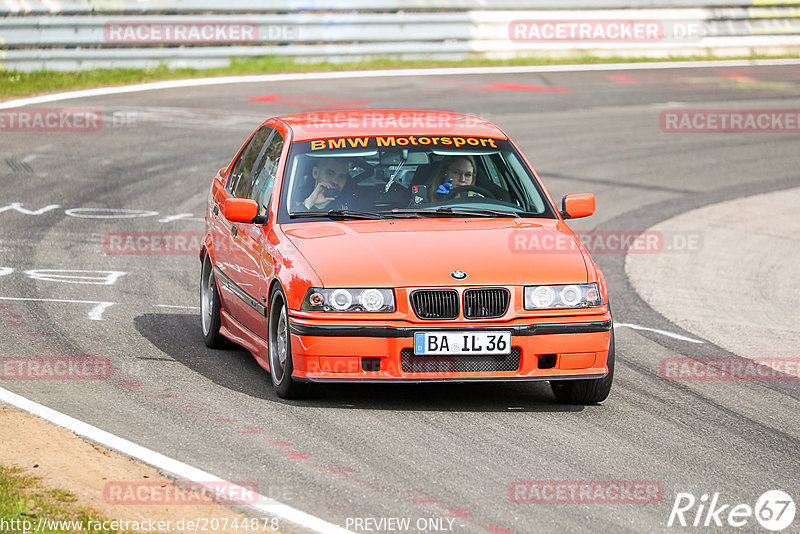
[1,1,799,71]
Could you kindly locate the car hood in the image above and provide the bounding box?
[282,218,589,288]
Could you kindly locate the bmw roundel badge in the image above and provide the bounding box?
[450,270,468,280]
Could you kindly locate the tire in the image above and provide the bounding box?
[550,328,615,404]
[268,287,312,399]
[200,254,225,349]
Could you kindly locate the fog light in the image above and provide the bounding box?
[538,354,557,369]
[362,357,381,372]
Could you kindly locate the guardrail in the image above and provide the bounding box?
[2,2,799,71]
[3,1,799,14]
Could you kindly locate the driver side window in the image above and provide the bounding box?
[247,131,284,216]
[227,126,273,198]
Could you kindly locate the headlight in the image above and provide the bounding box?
[524,283,603,310]
[302,288,395,313]
[329,289,353,311]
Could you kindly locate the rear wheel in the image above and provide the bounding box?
[550,328,615,404]
[200,254,225,348]
[268,287,312,399]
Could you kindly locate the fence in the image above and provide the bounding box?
[1,1,799,71]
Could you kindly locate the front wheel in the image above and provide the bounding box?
[268,287,312,399]
[200,254,225,349]
[550,328,615,404]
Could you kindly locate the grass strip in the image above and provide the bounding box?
[2,53,798,101]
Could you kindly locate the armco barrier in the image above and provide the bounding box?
[2,1,799,13]
[1,2,799,71]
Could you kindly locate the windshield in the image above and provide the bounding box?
[278,135,557,222]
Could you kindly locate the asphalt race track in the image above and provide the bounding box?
[1,62,799,533]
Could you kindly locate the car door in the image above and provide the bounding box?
[231,128,285,335]
[212,125,273,333]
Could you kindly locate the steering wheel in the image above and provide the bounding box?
[448,185,496,199]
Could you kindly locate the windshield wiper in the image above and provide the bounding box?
[290,209,385,220]
[391,207,519,218]
[447,207,520,218]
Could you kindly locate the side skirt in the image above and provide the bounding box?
[220,310,270,372]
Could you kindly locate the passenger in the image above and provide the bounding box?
[297,157,350,211]
[427,155,479,201]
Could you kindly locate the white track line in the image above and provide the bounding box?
[614,322,704,344]
[0,296,114,321]
[0,387,353,534]
[2,58,800,110]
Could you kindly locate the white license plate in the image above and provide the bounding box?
[413,331,511,355]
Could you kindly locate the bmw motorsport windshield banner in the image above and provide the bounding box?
[306,136,502,151]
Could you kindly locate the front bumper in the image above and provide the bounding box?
[287,313,612,382]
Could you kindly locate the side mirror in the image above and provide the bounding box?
[561,193,595,219]
[224,198,258,224]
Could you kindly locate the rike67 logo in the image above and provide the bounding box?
[668,490,795,531]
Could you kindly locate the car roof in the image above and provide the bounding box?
[274,110,508,142]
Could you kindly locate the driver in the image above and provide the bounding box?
[426,155,481,201]
[297,157,351,211]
